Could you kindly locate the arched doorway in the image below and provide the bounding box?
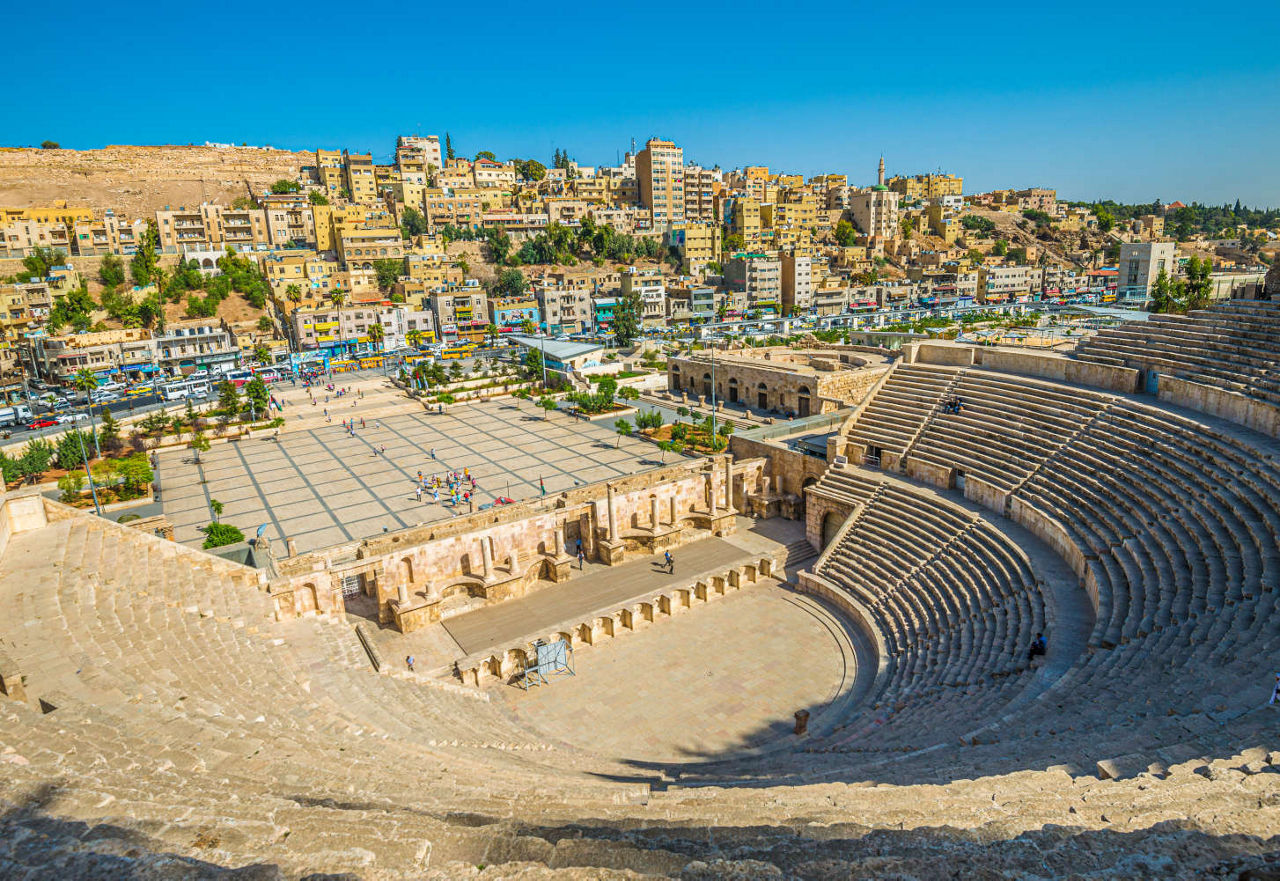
[702,373,712,398]
[728,377,739,403]
[298,582,319,614]
[821,511,845,548]
[797,386,812,417]
[757,382,769,411]
[401,557,414,584]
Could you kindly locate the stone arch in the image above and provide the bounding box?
[702,372,712,398]
[401,556,415,584]
[201,257,215,269]
[298,582,319,614]
[797,385,812,417]
[757,382,769,411]
[728,376,740,403]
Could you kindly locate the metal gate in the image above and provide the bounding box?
[340,574,363,599]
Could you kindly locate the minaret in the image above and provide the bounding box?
[877,156,885,187]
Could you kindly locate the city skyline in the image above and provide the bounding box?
[5,1,1277,207]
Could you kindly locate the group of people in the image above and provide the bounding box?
[941,395,966,414]
[413,469,477,507]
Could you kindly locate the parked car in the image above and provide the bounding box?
[55,413,89,424]
[27,418,57,429]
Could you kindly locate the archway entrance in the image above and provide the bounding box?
[821,511,845,548]
[798,386,812,417]
[728,377,739,403]
[757,383,768,410]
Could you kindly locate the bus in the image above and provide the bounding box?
[358,355,384,370]
[162,377,212,401]
[440,343,477,360]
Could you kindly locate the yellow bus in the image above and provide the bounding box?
[358,355,384,370]
[440,343,475,360]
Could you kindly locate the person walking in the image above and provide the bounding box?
[406,655,415,673]
[664,550,674,574]
[415,485,422,502]
[430,448,436,460]
[360,418,365,429]
[577,546,586,569]
[432,488,439,504]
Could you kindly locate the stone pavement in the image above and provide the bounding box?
[157,394,663,553]
[441,536,752,655]
[497,583,855,763]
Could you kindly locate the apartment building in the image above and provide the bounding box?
[291,303,392,355]
[155,204,271,252]
[375,306,437,350]
[666,281,717,323]
[315,149,345,198]
[487,297,540,331]
[724,255,782,315]
[977,265,1045,303]
[887,173,963,201]
[154,319,239,374]
[342,151,379,203]
[621,269,666,327]
[428,287,490,342]
[731,197,765,249]
[668,222,722,274]
[1015,188,1057,213]
[683,164,717,223]
[423,188,486,230]
[535,286,593,335]
[260,195,317,247]
[636,138,685,226]
[69,211,145,256]
[849,184,900,242]
[337,228,405,270]
[31,328,154,384]
[472,158,516,188]
[780,255,813,314]
[396,135,443,179]
[1118,242,1176,299]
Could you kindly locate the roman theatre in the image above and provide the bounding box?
[2,294,1280,878]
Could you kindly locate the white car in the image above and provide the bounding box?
[55,412,89,424]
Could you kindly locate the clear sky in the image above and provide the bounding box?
[6,0,1278,206]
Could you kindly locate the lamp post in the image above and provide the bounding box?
[77,428,101,517]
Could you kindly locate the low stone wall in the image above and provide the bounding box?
[962,474,1009,515]
[1008,496,1094,612]
[905,456,952,490]
[1158,375,1280,438]
[455,555,777,687]
[976,348,1139,394]
[912,343,975,367]
[795,570,890,695]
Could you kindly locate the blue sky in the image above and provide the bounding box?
[6,1,1278,206]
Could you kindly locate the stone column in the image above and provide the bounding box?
[650,495,661,530]
[724,458,733,510]
[509,546,520,574]
[553,528,564,557]
[482,536,494,579]
[708,472,718,516]
[669,495,678,525]
[606,483,619,541]
[397,582,409,605]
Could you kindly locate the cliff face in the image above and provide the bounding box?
[0,144,310,217]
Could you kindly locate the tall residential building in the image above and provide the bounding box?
[636,138,685,226]
[342,151,379,203]
[396,135,443,175]
[683,164,717,222]
[1118,242,1176,299]
[887,172,964,200]
[780,255,813,314]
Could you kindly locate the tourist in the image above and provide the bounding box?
[406,655,415,673]
[415,486,422,502]
[1028,632,1047,661]
[577,547,586,569]
[1270,673,1280,706]
[430,448,436,460]
[664,550,674,574]
[380,445,386,455]
[432,488,439,504]
[360,418,365,429]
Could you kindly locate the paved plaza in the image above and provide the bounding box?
[159,391,665,553]
[498,582,855,763]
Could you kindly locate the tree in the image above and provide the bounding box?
[657,441,671,463]
[309,190,329,205]
[269,179,300,194]
[484,323,499,346]
[613,287,643,346]
[475,150,496,162]
[490,267,527,299]
[58,473,85,504]
[400,206,428,239]
[520,318,537,335]
[217,380,240,414]
[993,239,1009,257]
[1182,256,1213,311]
[834,219,857,246]
[1150,268,1175,313]
[515,159,546,181]
[19,246,66,282]
[115,454,153,495]
[524,347,544,381]
[130,221,160,287]
[19,439,54,483]
[99,253,125,288]
[900,216,915,237]
[190,430,210,464]
[209,499,224,522]
[619,386,640,402]
[374,258,403,290]
[243,377,269,417]
[201,522,245,549]
[484,227,512,264]
[40,140,59,149]
[98,409,122,454]
[537,395,558,419]
[407,329,424,349]
[445,132,454,161]
[614,419,632,447]
[1095,209,1115,233]
[285,283,303,307]
[0,450,19,485]
[56,430,92,470]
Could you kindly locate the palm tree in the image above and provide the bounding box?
[366,321,385,354]
[73,368,102,459]
[484,323,499,347]
[407,329,423,350]
[285,283,303,307]
[328,288,347,356]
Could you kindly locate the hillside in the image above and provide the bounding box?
[0,144,310,217]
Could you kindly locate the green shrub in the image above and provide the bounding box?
[201,522,246,549]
